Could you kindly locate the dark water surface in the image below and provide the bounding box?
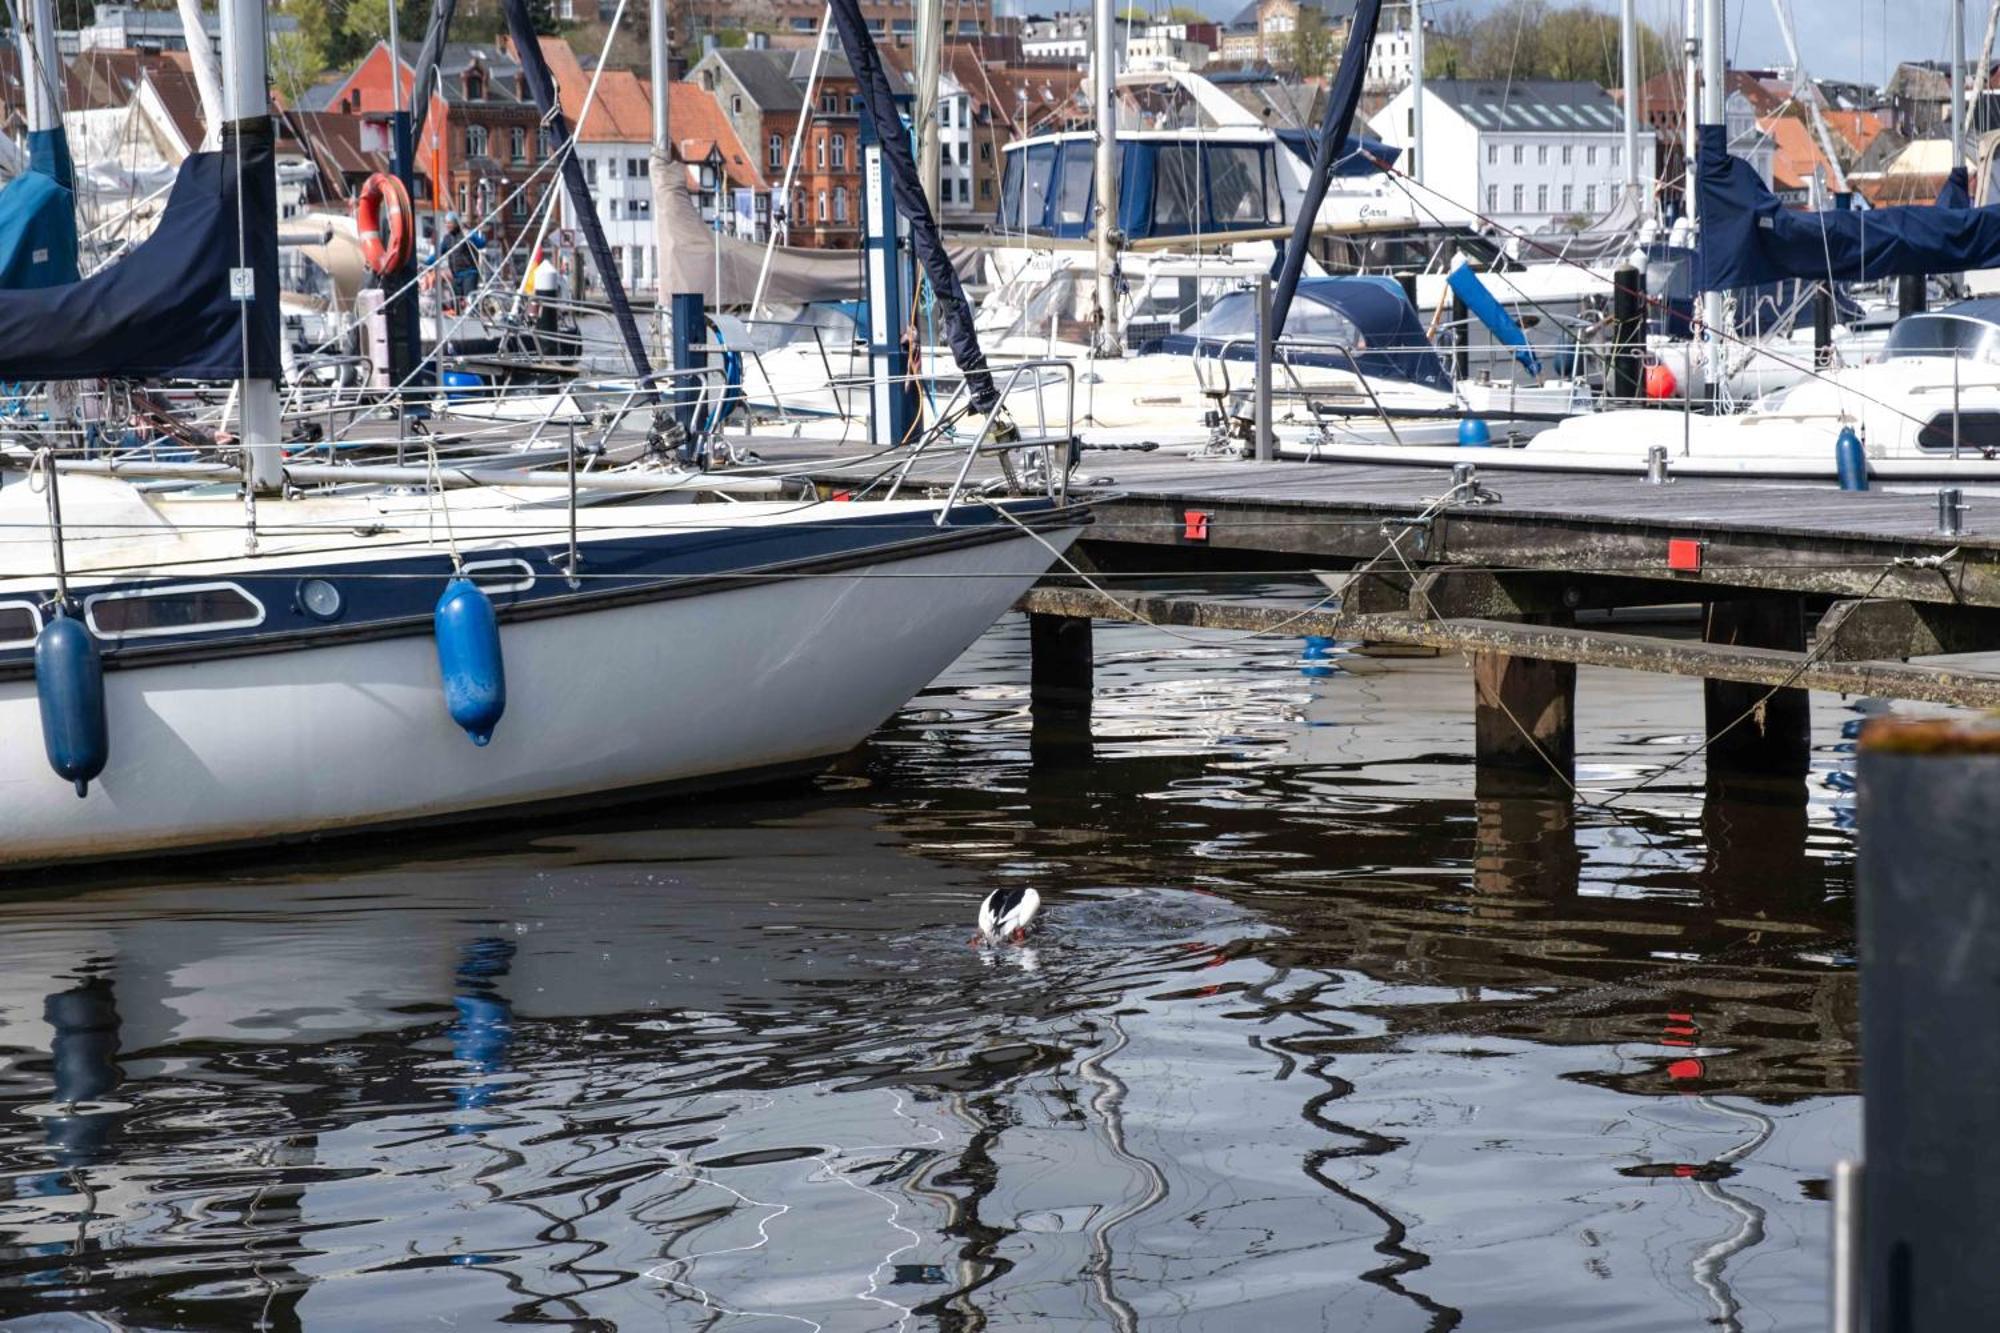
[0,618,1881,1330]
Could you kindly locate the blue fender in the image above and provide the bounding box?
[1835,425,1869,491]
[34,613,106,797]
[435,577,506,745]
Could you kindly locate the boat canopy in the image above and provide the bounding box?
[1151,275,1453,392]
[1881,302,2000,365]
[998,136,1285,240]
[0,129,79,289]
[1695,123,2000,291]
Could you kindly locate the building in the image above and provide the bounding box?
[1886,61,1954,139]
[1217,0,1354,70]
[1368,78,1653,232]
[674,0,988,51]
[1019,15,1089,64]
[1124,22,1215,72]
[1366,9,1418,91]
[78,3,297,55]
[323,42,544,251]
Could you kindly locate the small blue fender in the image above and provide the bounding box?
[35,613,106,797]
[1458,417,1492,447]
[435,577,505,745]
[1835,425,1869,491]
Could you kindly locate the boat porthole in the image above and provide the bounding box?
[297,578,344,621]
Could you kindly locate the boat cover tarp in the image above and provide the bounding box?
[0,121,277,380]
[1273,128,1400,176]
[1939,166,1972,209]
[1269,0,1383,337]
[826,0,999,413]
[1157,274,1453,393]
[0,129,80,289]
[1447,262,1540,377]
[1696,124,2000,291]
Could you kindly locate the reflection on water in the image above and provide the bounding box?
[0,620,1888,1329]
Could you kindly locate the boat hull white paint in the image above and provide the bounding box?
[0,528,1079,868]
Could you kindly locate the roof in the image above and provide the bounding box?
[1885,137,1957,175]
[69,47,180,111]
[1225,0,1355,29]
[533,36,651,142]
[705,48,803,113]
[280,107,398,196]
[669,81,765,191]
[1424,79,1623,133]
[139,62,207,152]
[1823,108,1887,156]
[1754,114,1825,192]
[392,41,529,105]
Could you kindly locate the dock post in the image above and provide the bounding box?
[1472,626,1576,793]
[1029,613,1093,714]
[1855,720,2000,1331]
[1897,273,1926,319]
[1814,281,1834,369]
[1610,266,1642,402]
[1451,289,1470,382]
[1254,275,1274,462]
[1702,598,1810,779]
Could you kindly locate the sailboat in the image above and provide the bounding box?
[0,0,1085,870]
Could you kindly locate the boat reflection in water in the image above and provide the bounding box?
[0,616,1874,1329]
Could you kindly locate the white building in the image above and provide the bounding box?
[1124,25,1211,72]
[1020,16,1090,64]
[1367,16,1417,90]
[1368,79,1654,233]
[78,3,297,55]
[937,70,979,220]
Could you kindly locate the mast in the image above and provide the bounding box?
[651,0,669,317]
[1700,0,1724,384]
[19,0,62,135]
[1409,0,1424,188]
[1682,0,1698,227]
[1620,0,1638,206]
[174,0,224,148]
[915,0,943,211]
[218,0,283,493]
[1971,0,2000,158]
[1092,0,1120,355]
[1953,0,1968,170]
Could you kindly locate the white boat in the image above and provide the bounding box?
[0,474,1082,868]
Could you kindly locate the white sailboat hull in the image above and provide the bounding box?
[0,527,1077,868]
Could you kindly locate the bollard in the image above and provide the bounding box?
[1937,486,1966,535]
[1645,444,1670,484]
[1451,461,1476,492]
[1856,719,2000,1332]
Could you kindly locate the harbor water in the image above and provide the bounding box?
[0,613,1873,1330]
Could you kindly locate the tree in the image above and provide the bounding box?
[1288,8,1340,81]
[1420,0,1670,89]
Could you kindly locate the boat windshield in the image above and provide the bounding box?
[999,270,1094,344]
[1882,313,2000,365]
[1183,290,1365,347]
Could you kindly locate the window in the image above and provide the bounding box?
[1056,144,1093,225]
[537,127,553,157]
[834,186,848,222]
[512,190,526,219]
[1511,184,1523,211]
[940,100,952,129]
[832,134,846,169]
[628,157,641,176]
[980,177,992,199]
[1536,184,1547,211]
[510,126,526,162]
[457,182,469,214]
[1486,184,1497,211]
[816,134,827,168]
[1562,144,1572,165]
[1612,144,1622,167]
[608,198,620,220]
[817,190,828,221]
[769,133,783,169]
[732,94,743,114]
[586,157,597,184]
[821,92,836,113]
[466,124,488,157]
[0,600,41,648]
[1587,145,1598,166]
[980,140,991,160]
[464,70,483,100]
[606,156,619,178]
[631,197,650,218]
[1512,144,1522,164]
[1585,184,1597,211]
[1486,143,1497,164]
[85,583,265,640]
[1537,144,1548,165]
[1562,183,1573,211]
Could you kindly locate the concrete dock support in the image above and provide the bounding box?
[1703,599,1811,779]
[1855,720,2000,1331]
[1472,624,1576,792]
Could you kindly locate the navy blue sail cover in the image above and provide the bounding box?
[0,129,81,289]
[0,120,278,380]
[825,0,1000,413]
[1938,166,1973,209]
[1696,124,2000,292]
[1155,275,1452,392]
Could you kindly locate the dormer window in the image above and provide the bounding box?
[465,69,484,100]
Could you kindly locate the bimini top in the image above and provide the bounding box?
[1150,275,1454,392]
[1880,300,2000,365]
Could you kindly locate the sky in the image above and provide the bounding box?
[1004,0,1992,88]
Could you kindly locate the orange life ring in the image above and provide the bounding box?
[355,172,414,276]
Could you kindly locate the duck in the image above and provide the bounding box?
[977,886,1041,945]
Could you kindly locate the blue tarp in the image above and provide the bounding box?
[1155,275,1453,393]
[1273,129,1400,177]
[1446,262,1540,377]
[0,129,79,289]
[1696,124,2000,291]
[0,122,278,381]
[1938,166,1972,210]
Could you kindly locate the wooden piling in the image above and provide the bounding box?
[1703,598,1810,779]
[1028,612,1093,713]
[1472,615,1576,792]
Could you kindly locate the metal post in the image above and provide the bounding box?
[218,0,283,494]
[1254,275,1274,462]
[1954,0,1968,170]
[1856,719,2000,1332]
[1452,288,1470,381]
[1093,0,1122,357]
[1831,1159,1862,1333]
[1699,0,1726,391]
[1814,282,1833,369]
[668,292,706,433]
[1620,0,1639,206]
[19,0,63,134]
[860,127,917,447]
[1409,0,1424,187]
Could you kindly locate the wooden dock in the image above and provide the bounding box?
[726,433,2000,788]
